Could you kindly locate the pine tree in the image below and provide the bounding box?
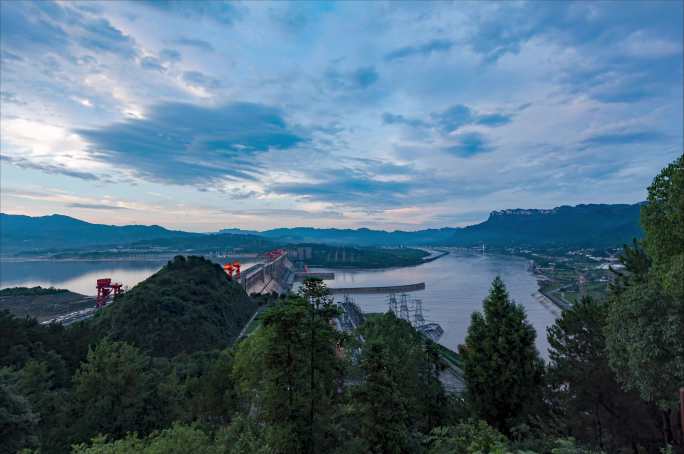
[351,342,410,454]
[459,276,544,435]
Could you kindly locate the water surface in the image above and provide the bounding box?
[1,253,558,357]
[313,251,559,357]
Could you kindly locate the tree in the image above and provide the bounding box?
[298,278,339,454]
[547,297,661,451]
[71,339,171,442]
[350,342,410,454]
[232,296,341,453]
[0,369,38,454]
[640,153,684,299]
[605,155,684,446]
[426,420,509,454]
[458,277,544,435]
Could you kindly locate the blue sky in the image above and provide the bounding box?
[1,0,682,231]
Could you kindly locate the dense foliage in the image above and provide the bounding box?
[93,256,258,357]
[603,154,684,447]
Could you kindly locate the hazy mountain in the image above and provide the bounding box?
[0,213,194,253]
[0,203,644,254]
[219,203,643,248]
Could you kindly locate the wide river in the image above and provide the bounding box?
[0,252,559,357]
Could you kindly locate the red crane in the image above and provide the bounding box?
[264,249,285,262]
[95,278,123,308]
[223,261,241,280]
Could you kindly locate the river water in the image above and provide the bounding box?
[310,251,559,357]
[0,252,559,357]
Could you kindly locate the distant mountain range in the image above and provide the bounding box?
[221,203,644,249]
[0,213,194,253]
[0,203,644,255]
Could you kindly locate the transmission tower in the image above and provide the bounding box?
[413,298,425,327]
[399,293,411,321]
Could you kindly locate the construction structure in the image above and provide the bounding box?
[223,261,241,280]
[388,293,444,342]
[95,278,124,308]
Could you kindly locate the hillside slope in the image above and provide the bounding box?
[93,256,257,357]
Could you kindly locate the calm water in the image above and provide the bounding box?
[311,251,559,357]
[0,252,558,357]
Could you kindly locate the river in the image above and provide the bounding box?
[0,252,559,357]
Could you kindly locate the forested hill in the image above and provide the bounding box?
[447,203,643,248]
[92,255,258,357]
[0,213,194,253]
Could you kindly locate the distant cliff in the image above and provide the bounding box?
[446,203,643,248]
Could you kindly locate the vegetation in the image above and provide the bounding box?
[1,156,682,453]
[459,277,544,436]
[92,256,258,357]
[603,154,684,446]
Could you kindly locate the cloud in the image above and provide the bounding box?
[431,105,474,133]
[271,174,413,207]
[67,202,129,210]
[182,70,221,90]
[173,37,214,52]
[140,56,165,72]
[385,38,453,61]
[353,67,379,88]
[0,91,24,105]
[0,1,137,58]
[141,0,241,25]
[382,113,428,128]
[76,17,137,57]
[476,113,512,127]
[385,105,513,134]
[325,66,380,91]
[444,132,492,157]
[581,130,665,146]
[159,48,181,62]
[76,102,305,186]
[0,155,99,181]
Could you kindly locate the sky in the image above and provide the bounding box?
[0,0,682,232]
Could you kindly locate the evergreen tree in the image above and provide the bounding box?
[351,342,410,454]
[0,370,38,454]
[71,339,171,443]
[459,277,544,435]
[232,295,341,453]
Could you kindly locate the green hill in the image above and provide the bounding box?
[93,256,257,357]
